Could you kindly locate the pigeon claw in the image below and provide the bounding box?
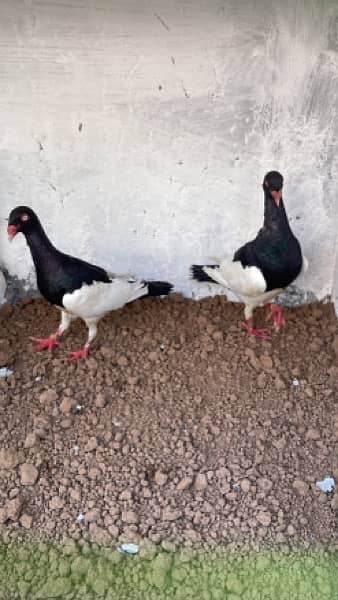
[242,320,270,340]
[30,336,59,352]
[67,347,89,361]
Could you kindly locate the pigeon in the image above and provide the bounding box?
[7,206,173,359]
[191,171,306,338]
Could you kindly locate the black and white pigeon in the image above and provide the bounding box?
[7,206,173,359]
[191,171,307,338]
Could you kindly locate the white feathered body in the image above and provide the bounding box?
[63,278,149,320]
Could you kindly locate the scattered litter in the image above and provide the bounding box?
[72,445,79,455]
[160,343,165,351]
[75,404,83,413]
[117,543,139,555]
[0,367,13,378]
[76,512,85,523]
[316,477,335,493]
[292,378,300,387]
[35,376,42,382]
[112,419,121,427]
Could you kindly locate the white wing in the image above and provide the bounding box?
[62,278,148,320]
[204,260,267,298]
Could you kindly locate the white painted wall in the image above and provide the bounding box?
[0,0,338,303]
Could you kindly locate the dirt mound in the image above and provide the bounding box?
[0,295,337,547]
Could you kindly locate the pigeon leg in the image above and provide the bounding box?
[67,318,98,361]
[242,303,270,340]
[30,334,59,352]
[30,311,74,352]
[68,347,89,360]
[266,303,285,330]
[242,318,270,339]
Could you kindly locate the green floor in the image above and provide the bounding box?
[0,540,337,599]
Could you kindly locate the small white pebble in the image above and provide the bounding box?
[75,404,83,412]
[72,446,79,455]
[35,376,42,381]
[160,344,165,351]
[0,367,13,378]
[76,512,85,522]
[316,477,335,493]
[117,543,139,555]
[292,378,300,387]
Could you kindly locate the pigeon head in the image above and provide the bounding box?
[263,171,284,206]
[7,206,40,241]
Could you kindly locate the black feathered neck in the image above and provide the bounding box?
[263,190,291,234]
[23,218,58,270]
[19,214,110,307]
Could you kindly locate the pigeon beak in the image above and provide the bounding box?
[7,224,18,241]
[271,190,282,206]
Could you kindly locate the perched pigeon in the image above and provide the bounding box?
[191,171,306,338]
[7,206,173,359]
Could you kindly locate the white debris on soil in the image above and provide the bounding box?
[316,478,335,493]
[76,512,85,523]
[117,543,139,555]
[0,367,13,378]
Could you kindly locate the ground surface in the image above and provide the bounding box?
[1,541,338,599]
[0,295,337,552]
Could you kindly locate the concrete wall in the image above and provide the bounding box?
[0,0,338,304]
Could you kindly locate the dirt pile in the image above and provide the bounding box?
[0,295,337,547]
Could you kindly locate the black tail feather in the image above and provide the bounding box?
[144,280,173,297]
[190,264,219,284]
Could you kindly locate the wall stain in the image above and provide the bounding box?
[153,13,170,32]
[181,81,189,98]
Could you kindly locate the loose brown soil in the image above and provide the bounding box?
[0,294,337,548]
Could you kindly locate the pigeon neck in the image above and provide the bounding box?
[24,222,56,269]
[263,191,290,232]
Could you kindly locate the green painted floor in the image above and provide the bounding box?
[0,540,337,599]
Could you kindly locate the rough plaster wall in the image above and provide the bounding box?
[0,0,338,304]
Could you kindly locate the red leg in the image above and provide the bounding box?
[266,303,285,331]
[242,318,270,340]
[67,346,89,361]
[30,331,60,352]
